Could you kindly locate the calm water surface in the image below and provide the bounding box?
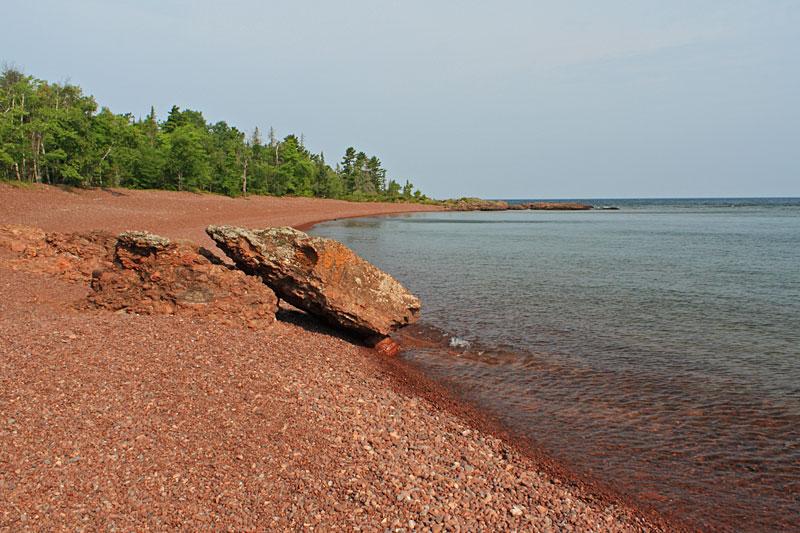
[311,199,800,531]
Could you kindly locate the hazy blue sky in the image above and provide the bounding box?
[3,1,798,198]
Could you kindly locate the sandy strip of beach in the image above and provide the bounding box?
[0,184,671,531]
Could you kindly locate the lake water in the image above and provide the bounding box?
[310,198,800,531]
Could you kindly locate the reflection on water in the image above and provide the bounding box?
[311,201,800,531]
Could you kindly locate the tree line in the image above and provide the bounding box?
[0,66,431,202]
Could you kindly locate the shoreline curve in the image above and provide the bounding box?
[0,183,678,530]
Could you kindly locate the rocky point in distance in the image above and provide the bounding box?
[440,198,597,211]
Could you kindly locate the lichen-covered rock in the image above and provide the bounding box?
[88,230,278,327]
[206,225,420,338]
[0,223,116,282]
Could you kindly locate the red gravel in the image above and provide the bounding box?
[0,183,442,250]
[0,184,667,531]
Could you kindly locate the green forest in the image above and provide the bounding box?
[0,66,431,202]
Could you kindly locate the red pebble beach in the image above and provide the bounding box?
[0,184,676,531]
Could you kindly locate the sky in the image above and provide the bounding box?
[2,0,798,199]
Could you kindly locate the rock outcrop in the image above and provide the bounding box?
[206,225,420,338]
[524,202,593,210]
[0,224,116,282]
[441,198,510,211]
[88,231,278,327]
[437,199,595,211]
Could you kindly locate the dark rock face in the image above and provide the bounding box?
[88,231,278,327]
[206,225,420,338]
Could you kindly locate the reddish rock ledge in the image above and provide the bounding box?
[0,223,116,282]
[88,230,278,328]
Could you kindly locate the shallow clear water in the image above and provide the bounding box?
[311,199,800,531]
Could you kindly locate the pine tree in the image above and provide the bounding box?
[0,67,430,202]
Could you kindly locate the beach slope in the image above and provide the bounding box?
[0,185,665,531]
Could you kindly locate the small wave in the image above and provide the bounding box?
[449,337,471,349]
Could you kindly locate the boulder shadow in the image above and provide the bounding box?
[275,302,366,346]
[198,247,232,266]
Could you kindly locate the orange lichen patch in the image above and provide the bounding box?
[313,242,353,284]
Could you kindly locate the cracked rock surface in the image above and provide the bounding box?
[207,225,420,338]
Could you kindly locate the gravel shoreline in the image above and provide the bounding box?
[0,184,672,531]
[0,184,442,249]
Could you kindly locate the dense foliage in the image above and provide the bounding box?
[0,66,430,202]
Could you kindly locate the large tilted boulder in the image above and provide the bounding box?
[206,225,421,338]
[87,231,278,327]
